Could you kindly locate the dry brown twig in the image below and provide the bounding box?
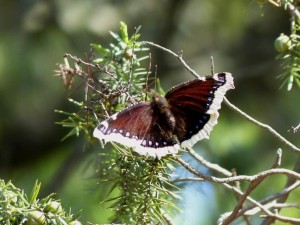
[61,53,136,104]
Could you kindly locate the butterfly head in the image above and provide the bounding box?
[150,91,169,111]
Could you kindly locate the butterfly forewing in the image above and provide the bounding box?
[94,103,152,146]
[166,73,229,112]
[165,73,234,147]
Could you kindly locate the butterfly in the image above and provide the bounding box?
[93,72,234,159]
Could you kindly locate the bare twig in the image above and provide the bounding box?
[262,157,300,225]
[289,123,300,133]
[221,173,269,225]
[142,41,200,78]
[180,148,282,183]
[271,148,282,168]
[174,156,300,184]
[186,147,232,177]
[286,2,300,21]
[144,53,152,101]
[273,203,300,209]
[219,183,300,225]
[128,27,139,91]
[221,146,281,225]
[224,98,300,153]
[267,0,281,7]
[64,53,136,104]
[210,56,215,76]
[173,155,300,224]
[260,214,300,224]
[172,178,300,221]
[231,180,300,219]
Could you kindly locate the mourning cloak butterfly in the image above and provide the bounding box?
[93,72,234,158]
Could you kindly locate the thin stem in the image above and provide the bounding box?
[286,2,300,21]
[224,98,300,153]
[142,41,200,78]
[174,156,300,184]
[261,156,300,225]
[186,147,232,177]
[221,183,300,225]
[289,123,300,133]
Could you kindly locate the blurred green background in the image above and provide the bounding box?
[0,0,299,224]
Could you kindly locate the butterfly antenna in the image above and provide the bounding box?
[210,56,215,76]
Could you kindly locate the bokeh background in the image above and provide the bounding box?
[1,0,299,224]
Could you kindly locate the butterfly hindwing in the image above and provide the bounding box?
[93,102,180,158]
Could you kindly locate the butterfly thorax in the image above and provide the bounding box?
[151,92,176,132]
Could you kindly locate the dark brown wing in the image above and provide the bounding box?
[93,102,180,158]
[165,72,234,147]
